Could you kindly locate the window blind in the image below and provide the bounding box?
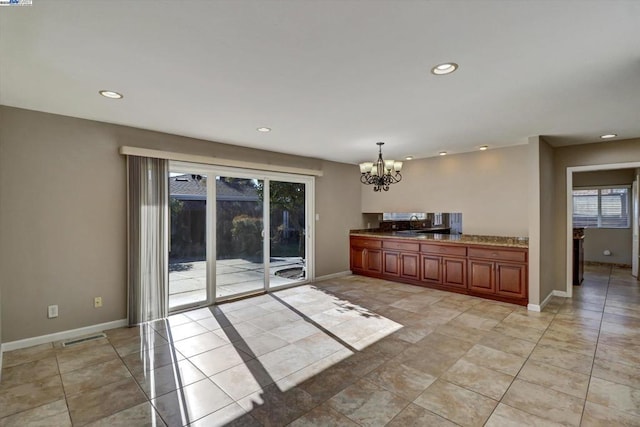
[572,187,630,228]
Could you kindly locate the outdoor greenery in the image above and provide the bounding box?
[230,214,263,260]
[169,178,305,263]
[257,181,306,259]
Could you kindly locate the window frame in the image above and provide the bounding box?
[572,185,631,229]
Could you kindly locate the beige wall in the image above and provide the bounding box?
[573,168,635,265]
[527,137,542,306]
[0,106,363,342]
[361,145,529,237]
[538,138,557,302]
[553,138,640,289]
[573,168,636,187]
[527,136,555,306]
[583,228,632,265]
[315,160,365,277]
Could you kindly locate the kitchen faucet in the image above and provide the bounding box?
[409,215,419,230]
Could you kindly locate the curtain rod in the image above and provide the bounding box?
[119,146,323,177]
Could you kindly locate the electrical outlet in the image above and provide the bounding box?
[94,297,103,308]
[48,305,58,319]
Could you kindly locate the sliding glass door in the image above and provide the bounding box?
[269,180,308,288]
[215,176,265,299]
[168,162,314,310]
[168,172,209,310]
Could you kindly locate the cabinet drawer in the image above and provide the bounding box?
[468,247,526,262]
[383,241,419,252]
[420,243,466,257]
[351,238,382,249]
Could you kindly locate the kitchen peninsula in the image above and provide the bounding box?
[350,230,529,306]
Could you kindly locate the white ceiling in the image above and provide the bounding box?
[1,1,640,164]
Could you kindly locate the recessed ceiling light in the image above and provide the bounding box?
[431,63,458,75]
[479,145,489,151]
[257,127,271,132]
[439,151,447,156]
[600,133,617,139]
[98,90,123,99]
[405,156,414,160]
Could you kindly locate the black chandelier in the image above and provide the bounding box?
[359,142,403,192]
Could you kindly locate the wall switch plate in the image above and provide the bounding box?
[94,297,103,308]
[48,305,58,319]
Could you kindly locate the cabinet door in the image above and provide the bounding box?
[383,251,400,276]
[468,259,495,293]
[442,257,466,289]
[350,247,365,272]
[365,249,382,273]
[400,252,420,280]
[496,262,527,299]
[420,255,441,284]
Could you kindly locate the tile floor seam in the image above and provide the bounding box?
[107,335,175,426]
[578,264,610,426]
[54,347,75,426]
[479,291,580,426]
[376,328,502,426]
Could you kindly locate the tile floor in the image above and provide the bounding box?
[1,265,639,426]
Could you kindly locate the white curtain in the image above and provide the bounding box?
[127,156,168,325]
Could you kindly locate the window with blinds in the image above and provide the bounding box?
[572,187,630,228]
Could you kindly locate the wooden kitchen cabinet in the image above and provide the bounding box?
[467,247,528,301]
[442,257,467,289]
[420,243,466,290]
[350,246,366,271]
[400,252,420,280]
[382,240,420,279]
[350,238,382,274]
[496,262,527,299]
[349,235,528,305]
[421,255,441,284]
[383,251,400,276]
[468,259,496,294]
[365,249,382,273]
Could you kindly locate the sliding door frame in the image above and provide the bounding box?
[170,161,315,307]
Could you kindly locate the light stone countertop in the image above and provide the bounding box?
[350,230,529,248]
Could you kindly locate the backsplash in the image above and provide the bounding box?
[378,212,463,234]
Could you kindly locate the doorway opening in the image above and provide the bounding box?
[565,162,640,296]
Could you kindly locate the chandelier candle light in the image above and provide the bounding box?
[359,142,403,192]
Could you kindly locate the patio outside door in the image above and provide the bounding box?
[168,162,314,311]
[168,172,209,311]
[215,175,266,299]
[268,180,308,289]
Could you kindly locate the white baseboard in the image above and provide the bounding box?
[527,303,541,312]
[314,270,352,282]
[1,318,127,353]
[529,289,568,312]
[529,291,554,312]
